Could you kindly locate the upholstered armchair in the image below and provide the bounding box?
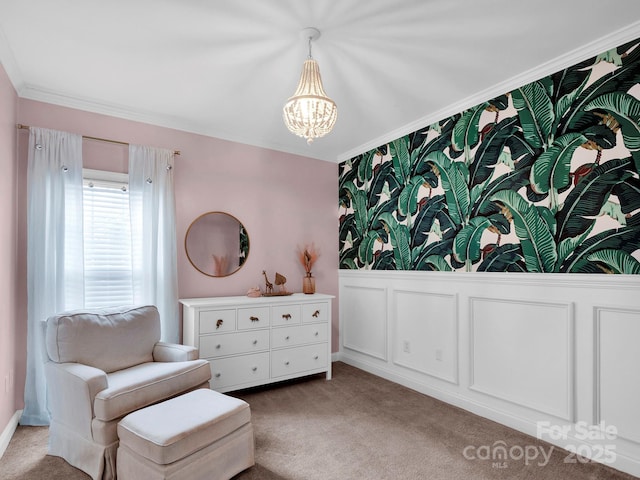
[44,305,212,480]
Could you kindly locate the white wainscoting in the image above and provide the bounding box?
[469,297,574,421]
[393,289,458,384]
[340,284,388,361]
[338,270,640,478]
[595,306,640,445]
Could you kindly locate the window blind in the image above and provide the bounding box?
[82,170,134,308]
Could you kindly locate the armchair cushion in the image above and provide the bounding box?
[93,360,211,422]
[153,342,199,362]
[46,305,161,373]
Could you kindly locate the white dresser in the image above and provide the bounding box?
[180,293,333,392]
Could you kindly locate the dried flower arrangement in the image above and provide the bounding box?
[297,243,320,275]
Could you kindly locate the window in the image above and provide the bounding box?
[82,169,134,308]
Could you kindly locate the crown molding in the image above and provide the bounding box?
[18,83,199,130]
[336,21,640,163]
[17,83,332,162]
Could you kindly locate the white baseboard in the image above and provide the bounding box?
[0,410,22,459]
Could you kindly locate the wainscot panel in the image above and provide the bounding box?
[469,297,573,421]
[341,284,388,361]
[338,270,640,478]
[595,306,640,445]
[392,289,458,384]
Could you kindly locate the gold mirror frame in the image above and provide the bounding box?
[185,211,250,277]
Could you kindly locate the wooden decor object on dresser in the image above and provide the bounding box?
[180,293,333,392]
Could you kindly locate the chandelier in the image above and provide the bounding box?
[283,27,337,144]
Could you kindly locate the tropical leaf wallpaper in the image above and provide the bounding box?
[339,39,640,273]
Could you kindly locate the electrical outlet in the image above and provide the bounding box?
[435,349,443,361]
[403,341,410,353]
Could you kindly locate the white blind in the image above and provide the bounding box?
[82,170,134,308]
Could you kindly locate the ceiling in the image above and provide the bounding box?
[2,1,640,163]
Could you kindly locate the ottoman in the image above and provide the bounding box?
[116,389,255,480]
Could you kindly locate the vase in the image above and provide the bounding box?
[302,272,315,294]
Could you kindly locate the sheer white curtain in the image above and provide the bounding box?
[128,145,179,343]
[23,127,84,425]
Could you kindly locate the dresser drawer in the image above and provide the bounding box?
[209,352,270,390]
[199,309,236,334]
[271,324,327,349]
[272,304,301,326]
[271,344,328,378]
[302,302,329,323]
[200,330,269,358]
[237,306,270,330]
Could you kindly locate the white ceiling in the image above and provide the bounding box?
[2,1,640,163]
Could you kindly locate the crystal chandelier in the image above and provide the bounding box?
[283,27,337,144]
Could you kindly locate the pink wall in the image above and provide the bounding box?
[11,100,339,418]
[0,63,18,436]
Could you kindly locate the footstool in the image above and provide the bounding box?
[116,388,255,480]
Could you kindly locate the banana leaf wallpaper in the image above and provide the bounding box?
[339,39,640,273]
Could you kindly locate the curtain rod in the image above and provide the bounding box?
[16,124,180,156]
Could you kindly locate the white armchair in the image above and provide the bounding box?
[44,305,212,480]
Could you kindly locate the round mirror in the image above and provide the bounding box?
[185,212,250,277]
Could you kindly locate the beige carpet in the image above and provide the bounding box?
[1,362,636,479]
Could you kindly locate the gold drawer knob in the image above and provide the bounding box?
[285,336,290,340]
[216,344,221,349]
[250,316,259,322]
[314,331,319,336]
[285,361,290,366]
[252,340,258,345]
[314,355,319,360]
[312,310,320,318]
[282,313,291,320]
[252,366,257,372]
[216,319,224,329]
[214,373,221,378]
